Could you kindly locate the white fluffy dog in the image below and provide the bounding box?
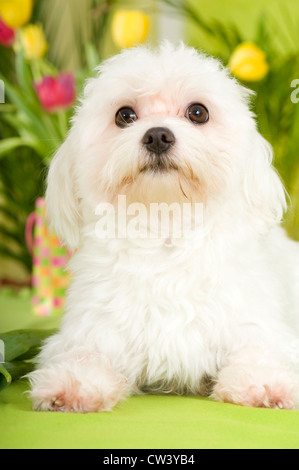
[29,42,299,412]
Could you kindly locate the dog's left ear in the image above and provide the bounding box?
[46,129,81,250]
[243,129,287,227]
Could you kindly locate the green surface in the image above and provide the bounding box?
[1,290,299,449]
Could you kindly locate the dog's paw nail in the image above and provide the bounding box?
[50,395,65,410]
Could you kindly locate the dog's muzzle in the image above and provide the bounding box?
[141,127,177,172]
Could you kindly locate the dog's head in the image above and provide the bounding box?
[46,42,286,248]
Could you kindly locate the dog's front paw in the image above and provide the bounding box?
[212,350,299,409]
[213,380,296,409]
[28,361,130,413]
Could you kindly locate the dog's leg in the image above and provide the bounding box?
[211,347,299,409]
[27,342,131,412]
[28,358,130,412]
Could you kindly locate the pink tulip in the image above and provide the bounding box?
[0,17,15,47]
[35,73,75,113]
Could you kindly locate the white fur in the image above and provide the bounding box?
[28,43,299,412]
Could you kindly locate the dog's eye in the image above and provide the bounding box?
[186,103,209,124]
[115,107,137,128]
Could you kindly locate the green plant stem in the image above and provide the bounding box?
[57,111,68,139]
[0,361,35,391]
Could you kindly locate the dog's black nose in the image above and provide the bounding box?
[142,127,175,155]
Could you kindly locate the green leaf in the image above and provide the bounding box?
[0,364,12,391]
[1,113,57,158]
[0,361,35,391]
[0,77,59,143]
[0,246,28,264]
[0,137,38,159]
[0,224,23,244]
[0,104,16,113]
[15,50,35,98]
[85,42,101,71]
[0,329,57,362]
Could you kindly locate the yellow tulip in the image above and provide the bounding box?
[112,10,150,49]
[19,24,48,60]
[0,0,33,29]
[229,42,269,82]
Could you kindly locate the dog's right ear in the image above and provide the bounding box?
[46,130,80,250]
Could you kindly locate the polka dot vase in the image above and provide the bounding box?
[26,198,71,316]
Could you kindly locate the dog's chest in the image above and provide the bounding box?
[107,244,224,388]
